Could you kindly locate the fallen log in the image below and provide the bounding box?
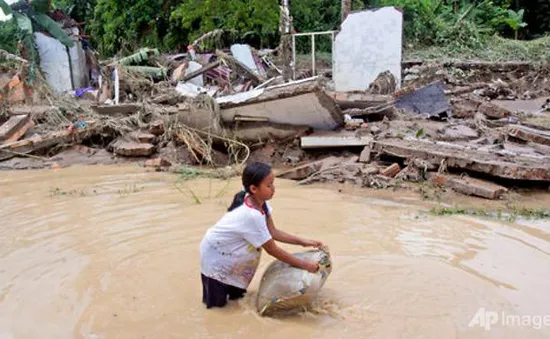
[372,138,550,181]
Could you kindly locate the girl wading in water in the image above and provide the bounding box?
[200,161,324,308]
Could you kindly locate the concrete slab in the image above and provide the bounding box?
[221,91,343,130]
[333,7,403,92]
[300,131,372,149]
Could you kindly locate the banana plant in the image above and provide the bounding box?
[504,8,528,40]
[0,0,75,49]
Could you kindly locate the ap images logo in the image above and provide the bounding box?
[468,307,550,331]
[468,308,499,330]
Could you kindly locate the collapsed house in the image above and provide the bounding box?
[1,6,549,200]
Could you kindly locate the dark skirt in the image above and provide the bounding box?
[201,274,246,308]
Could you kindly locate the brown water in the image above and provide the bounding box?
[1,165,550,339]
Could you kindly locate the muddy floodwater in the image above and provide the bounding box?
[1,165,550,338]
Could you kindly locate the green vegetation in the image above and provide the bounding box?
[1,1,549,61]
[429,205,550,222]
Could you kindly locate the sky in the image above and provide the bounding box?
[0,0,17,22]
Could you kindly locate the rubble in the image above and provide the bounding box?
[372,138,550,181]
[1,9,549,203]
[430,174,508,200]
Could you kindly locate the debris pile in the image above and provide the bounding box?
[1,6,549,200]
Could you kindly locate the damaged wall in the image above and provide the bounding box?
[34,31,88,93]
[333,7,403,92]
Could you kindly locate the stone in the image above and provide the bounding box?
[334,7,403,92]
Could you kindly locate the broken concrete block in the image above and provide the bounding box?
[359,146,371,163]
[219,79,343,130]
[380,163,400,177]
[91,104,141,115]
[440,125,479,141]
[0,115,31,143]
[432,174,508,200]
[394,82,451,118]
[373,138,550,181]
[145,157,172,168]
[129,131,156,144]
[508,125,550,146]
[300,131,372,149]
[113,141,155,157]
[334,7,403,92]
[276,157,340,180]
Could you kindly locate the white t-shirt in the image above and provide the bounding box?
[200,195,273,289]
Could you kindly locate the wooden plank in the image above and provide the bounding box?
[0,115,30,142]
[4,120,34,144]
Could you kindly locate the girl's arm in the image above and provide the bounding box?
[262,239,318,273]
[266,215,323,247]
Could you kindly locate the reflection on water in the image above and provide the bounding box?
[0,165,549,339]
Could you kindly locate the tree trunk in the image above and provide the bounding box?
[342,0,351,23]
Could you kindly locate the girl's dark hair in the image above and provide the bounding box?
[228,162,272,212]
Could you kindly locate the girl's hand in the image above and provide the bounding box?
[301,239,324,248]
[304,261,320,273]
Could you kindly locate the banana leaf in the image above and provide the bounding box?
[32,13,75,48]
[0,0,12,16]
